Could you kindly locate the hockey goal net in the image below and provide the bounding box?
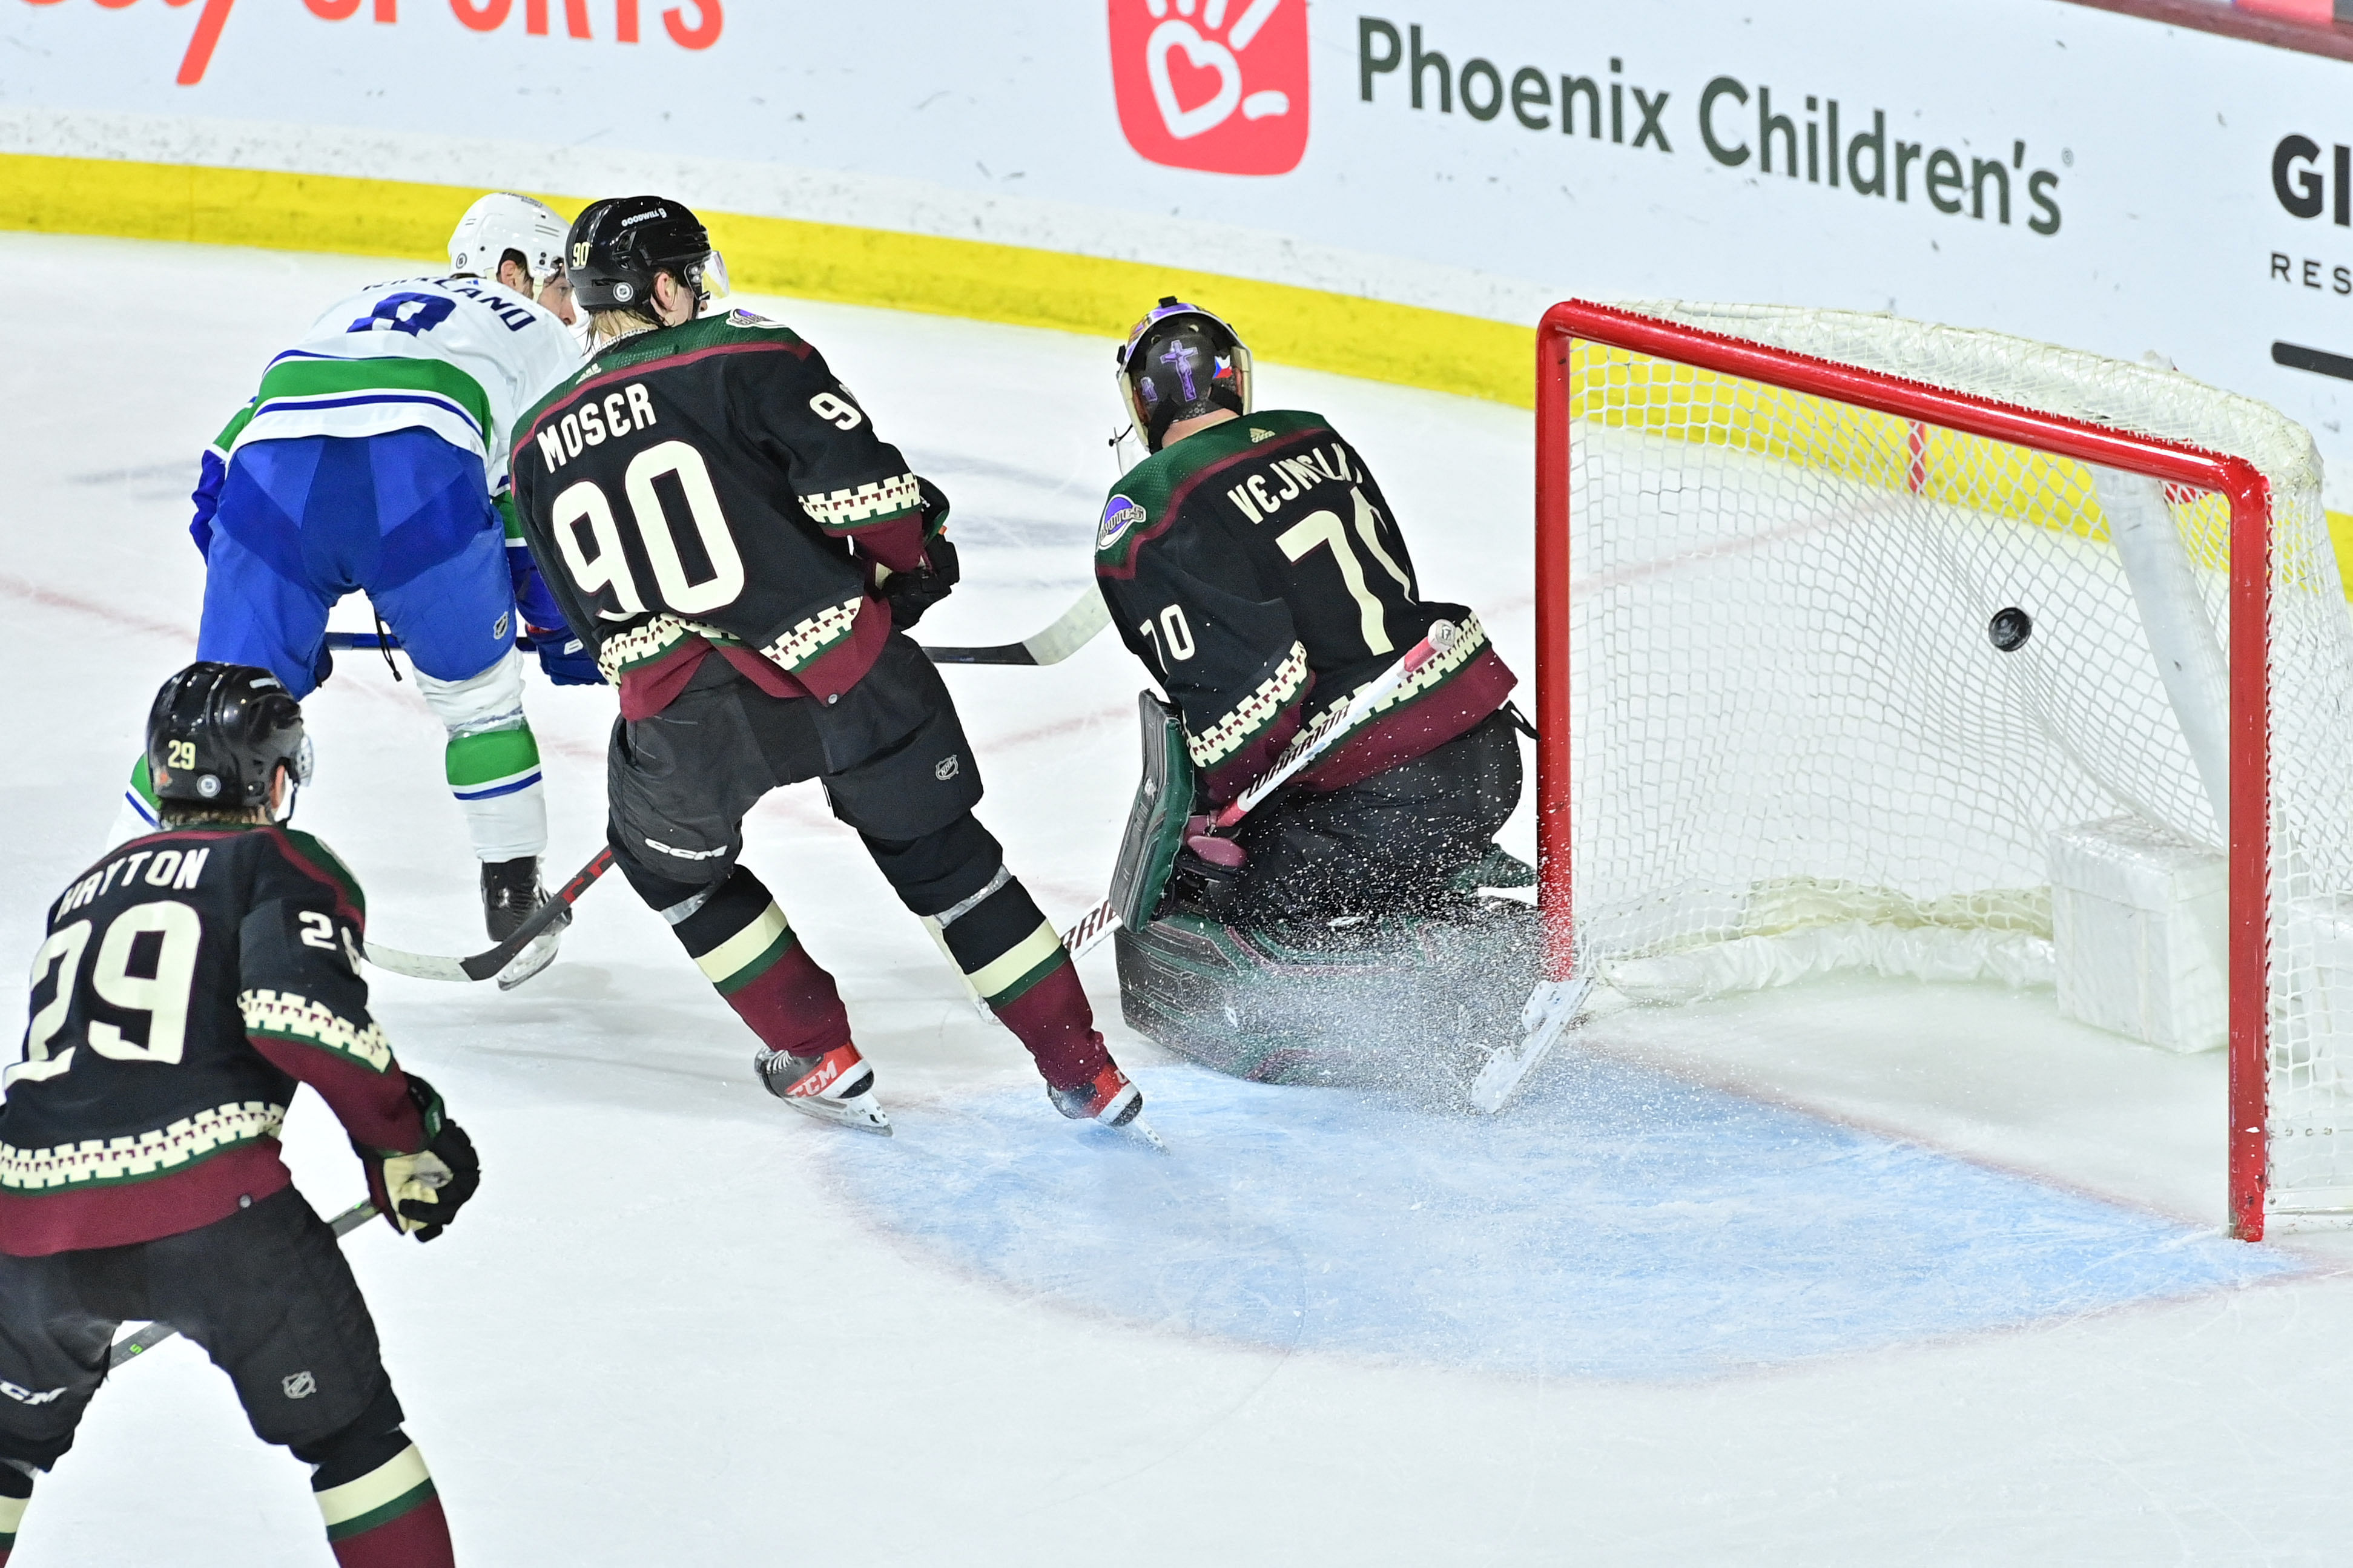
[1534,300,2353,1239]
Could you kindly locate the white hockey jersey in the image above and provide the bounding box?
[209,275,579,487]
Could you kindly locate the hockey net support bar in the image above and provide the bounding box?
[1534,299,2276,1239]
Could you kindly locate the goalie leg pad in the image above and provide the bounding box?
[1227,707,1523,926]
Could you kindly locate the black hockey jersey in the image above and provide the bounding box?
[1094,410,1516,805]
[1,825,425,1257]
[510,309,942,721]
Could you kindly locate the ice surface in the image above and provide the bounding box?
[7,233,2353,1566]
[831,1062,2294,1382]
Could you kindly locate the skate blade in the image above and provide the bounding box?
[1115,1112,1168,1153]
[494,926,564,991]
[1467,974,1593,1113]
[781,1092,894,1137]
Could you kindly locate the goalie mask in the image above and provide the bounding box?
[147,662,315,817]
[1116,298,1252,452]
[566,194,730,323]
[447,191,570,294]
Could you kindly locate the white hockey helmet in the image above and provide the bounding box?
[448,193,569,291]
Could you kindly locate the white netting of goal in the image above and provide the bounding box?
[1559,301,2353,1208]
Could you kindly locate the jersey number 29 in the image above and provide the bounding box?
[552,441,747,619]
[17,902,204,1084]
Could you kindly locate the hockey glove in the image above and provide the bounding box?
[358,1074,481,1242]
[1169,825,1247,916]
[917,475,952,539]
[882,536,960,631]
[528,625,604,686]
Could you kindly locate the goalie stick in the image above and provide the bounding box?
[109,1199,378,1369]
[364,846,615,985]
[1055,621,1462,959]
[323,584,1112,669]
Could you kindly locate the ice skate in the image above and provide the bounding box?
[755,1043,893,1136]
[1049,1063,1164,1151]
[483,854,568,989]
[482,854,557,939]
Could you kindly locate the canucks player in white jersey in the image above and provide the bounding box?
[114,194,593,949]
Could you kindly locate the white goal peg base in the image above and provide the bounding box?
[2050,815,2228,1054]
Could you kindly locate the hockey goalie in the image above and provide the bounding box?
[1092,300,1538,1092]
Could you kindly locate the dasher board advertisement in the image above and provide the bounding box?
[3,0,2351,509]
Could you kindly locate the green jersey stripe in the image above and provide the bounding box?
[253,355,495,441]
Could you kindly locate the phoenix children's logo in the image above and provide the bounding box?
[1108,0,1309,176]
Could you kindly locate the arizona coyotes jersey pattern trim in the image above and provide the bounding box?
[1,1101,286,1192]
[510,311,939,719]
[586,595,866,688]
[239,990,395,1072]
[1186,641,1309,771]
[0,825,426,1257]
[1094,410,1516,804]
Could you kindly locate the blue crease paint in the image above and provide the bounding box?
[830,1059,2298,1381]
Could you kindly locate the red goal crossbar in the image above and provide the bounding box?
[1533,300,2278,1239]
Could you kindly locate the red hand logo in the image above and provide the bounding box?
[1108,0,1309,177]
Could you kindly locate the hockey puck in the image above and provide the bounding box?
[1988,607,2033,652]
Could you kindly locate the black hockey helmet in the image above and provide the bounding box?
[566,195,728,320]
[1115,298,1253,451]
[147,662,312,812]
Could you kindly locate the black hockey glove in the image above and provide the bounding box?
[883,535,961,630]
[358,1074,481,1243]
[916,475,952,538]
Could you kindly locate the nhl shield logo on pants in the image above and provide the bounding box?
[282,1370,317,1399]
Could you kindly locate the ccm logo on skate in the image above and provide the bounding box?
[0,1380,65,1406]
[282,1371,316,1400]
[1108,0,1310,176]
[793,1055,847,1096]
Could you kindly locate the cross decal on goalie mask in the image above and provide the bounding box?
[1157,338,1203,401]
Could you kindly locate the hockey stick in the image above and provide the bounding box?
[1056,621,1462,959]
[326,631,541,653]
[363,846,615,984]
[110,1199,378,1369]
[921,584,1109,666]
[325,585,1112,670]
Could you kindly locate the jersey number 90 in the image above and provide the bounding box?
[552,441,748,619]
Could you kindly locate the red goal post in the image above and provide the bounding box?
[1533,300,2284,1238]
